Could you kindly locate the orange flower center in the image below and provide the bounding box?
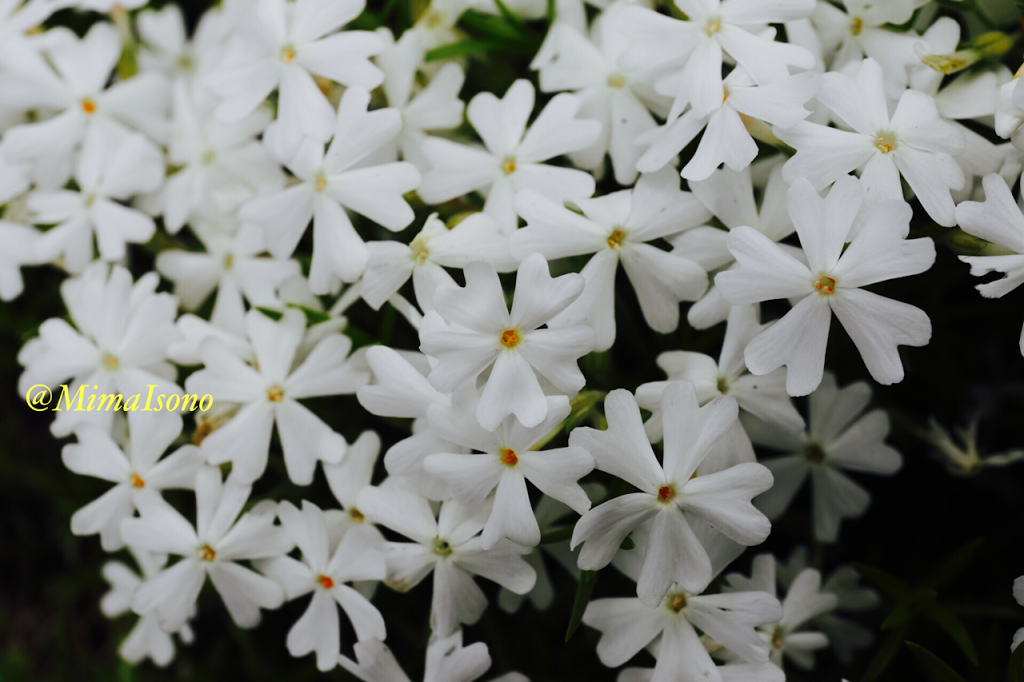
[280,45,296,63]
[850,17,863,36]
[500,448,519,466]
[657,485,677,503]
[267,385,285,402]
[198,544,216,562]
[813,275,837,296]
[81,98,97,114]
[130,473,145,488]
[501,156,517,175]
[500,329,521,349]
[318,574,335,589]
[668,593,687,612]
[349,507,365,523]
[607,229,626,249]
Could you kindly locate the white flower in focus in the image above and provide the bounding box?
[63,411,203,550]
[156,223,300,337]
[776,58,965,227]
[511,167,710,351]
[955,174,1024,356]
[582,584,782,682]
[257,501,387,671]
[28,129,164,273]
[186,309,369,485]
[571,383,773,603]
[356,485,536,638]
[716,176,935,396]
[745,371,901,542]
[18,264,182,437]
[100,550,195,667]
[617,0,815,119]
[418,79,601,233]
[420,253,595,430]
[239,87,420,294]
[121,467,294,631]
[202,0,385,148]
[424,390,594,549]
[363,212,510,313]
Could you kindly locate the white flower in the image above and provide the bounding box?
[724,554,837,671]
[955,174,1024,356]
[532,8,670,185]
[363,212,510,312]
[636,305,805,443]
[418,79,601,233]
[121,467,293,631]
[376,34,466,170]
[18,263,182,437]
[419,253,595,430]
[582,585,782,682]
[511,167,710,351]
[63,411,202,550]
[339,630,527,682]
[570,383,773,603]
[811,0,923,96]
[356,484,536,637]
[716,175,935,396]
[996,77,1024,148]
[424,390,594,549]
[156,223,300,336]
[323,431,388,547]
[28,128,164,273]
[239,87,420,294]
[675,162,796,329]
[257,501,387,671]
[1014,577,1024,651]
[202,0,385,148]
[636,69,819,181]
[1,23,168,180]
[745,371,901,542]
[185,309,369,484]
[617,0,815,119]
[0,214,42,301]
[100,550,194,667]
[776,58,965,227]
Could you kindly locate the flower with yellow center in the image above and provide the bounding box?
[850,17,863,36]
[267,385,285,402]
[130,473,145,488]
[81,98,97,115]
[499,448,518,466]
[813,274,837,296]
[874,131,896,154]
[704,17,722,36]
[102,353,119,371]
[606,229,626,249]
[432,537,453,558]
[198,544,217,562]
[667,593,688,613]
[410,235,431,264]
[499,328,521,349]
[501,156,517,175]
[606,73,626,89]
[280,45,296,63]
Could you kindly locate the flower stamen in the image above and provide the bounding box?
[813,274,837,296]
[657,485,677,503]
[500,329,521,349]
[198,544,217,562]
[500,448,519,466]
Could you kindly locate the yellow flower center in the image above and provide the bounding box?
[314,171,328,192]
[850,17,863,36]
[500,328,521,349]
[280,45,296,63]
[668,593,687,613]
[501,156,517,175]
[102,353,119,371]
[705,17,722,36]
[423,8,446,29]
[813,274,837,296]
[607,73,626,89]
[771,626,785,649]
[267,385,285,402]
[201,149,216,165]
[81,98,97,115]
[130,473,145,488]
[716,376,729,394]
[875,132,897,154]
[349,507,365,523]
[433,537,453,557]
[198,544,217,562]
[410,236,431,264]
[607,229,626,249]
[500,448,519,466]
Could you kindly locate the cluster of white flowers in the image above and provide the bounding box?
[6,0,1024,679]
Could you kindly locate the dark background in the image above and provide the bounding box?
[3,1,1024,680]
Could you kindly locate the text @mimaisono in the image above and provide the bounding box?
[25,384,213,413]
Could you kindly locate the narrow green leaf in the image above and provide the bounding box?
[926,603,979,665]
[425,38,524,62]
[459,10,530,40]
[255,307,284,322]
[540,525,574,544]
[286,303,331,326]
[862,624,911,682]
[855,563,916,600]
[881,589,936,630]
[923,538,984,590]
[906,642,969,682]
[1008,639,1024,682]
[566,570,599,642]
[491,0,527,28]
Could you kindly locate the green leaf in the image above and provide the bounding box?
[1008,639,1024,682]
[459,9,530,40]
[539,525,574,544]
[425,38,526,62]
[923,538,984,590]
[565,570,599,642]
[491,0,527,28]
[620,534,636,550]
[286,303,331,326]
[926,603,979,665]
[855,563,916,600]
[906,642,969,682]
[881,589,936,630]
[255,307,284,322]
[862,624,911,682]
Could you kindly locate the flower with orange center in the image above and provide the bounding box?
[606,229,626,249]
[874,132,896,154]
[280,45,296,63]
[130,473,145,488]
[667,593,687,613]
[499,328,521,349]
[267,385,285,402]
[850,17,863,36]
[501,156,517,175]
[317,574,335,589]
[349,508,365,523]
[81,98,97,115]
[500,448,519,466]
[198,544,217,562]
[657,484,677,504]
[813,274,837,296]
